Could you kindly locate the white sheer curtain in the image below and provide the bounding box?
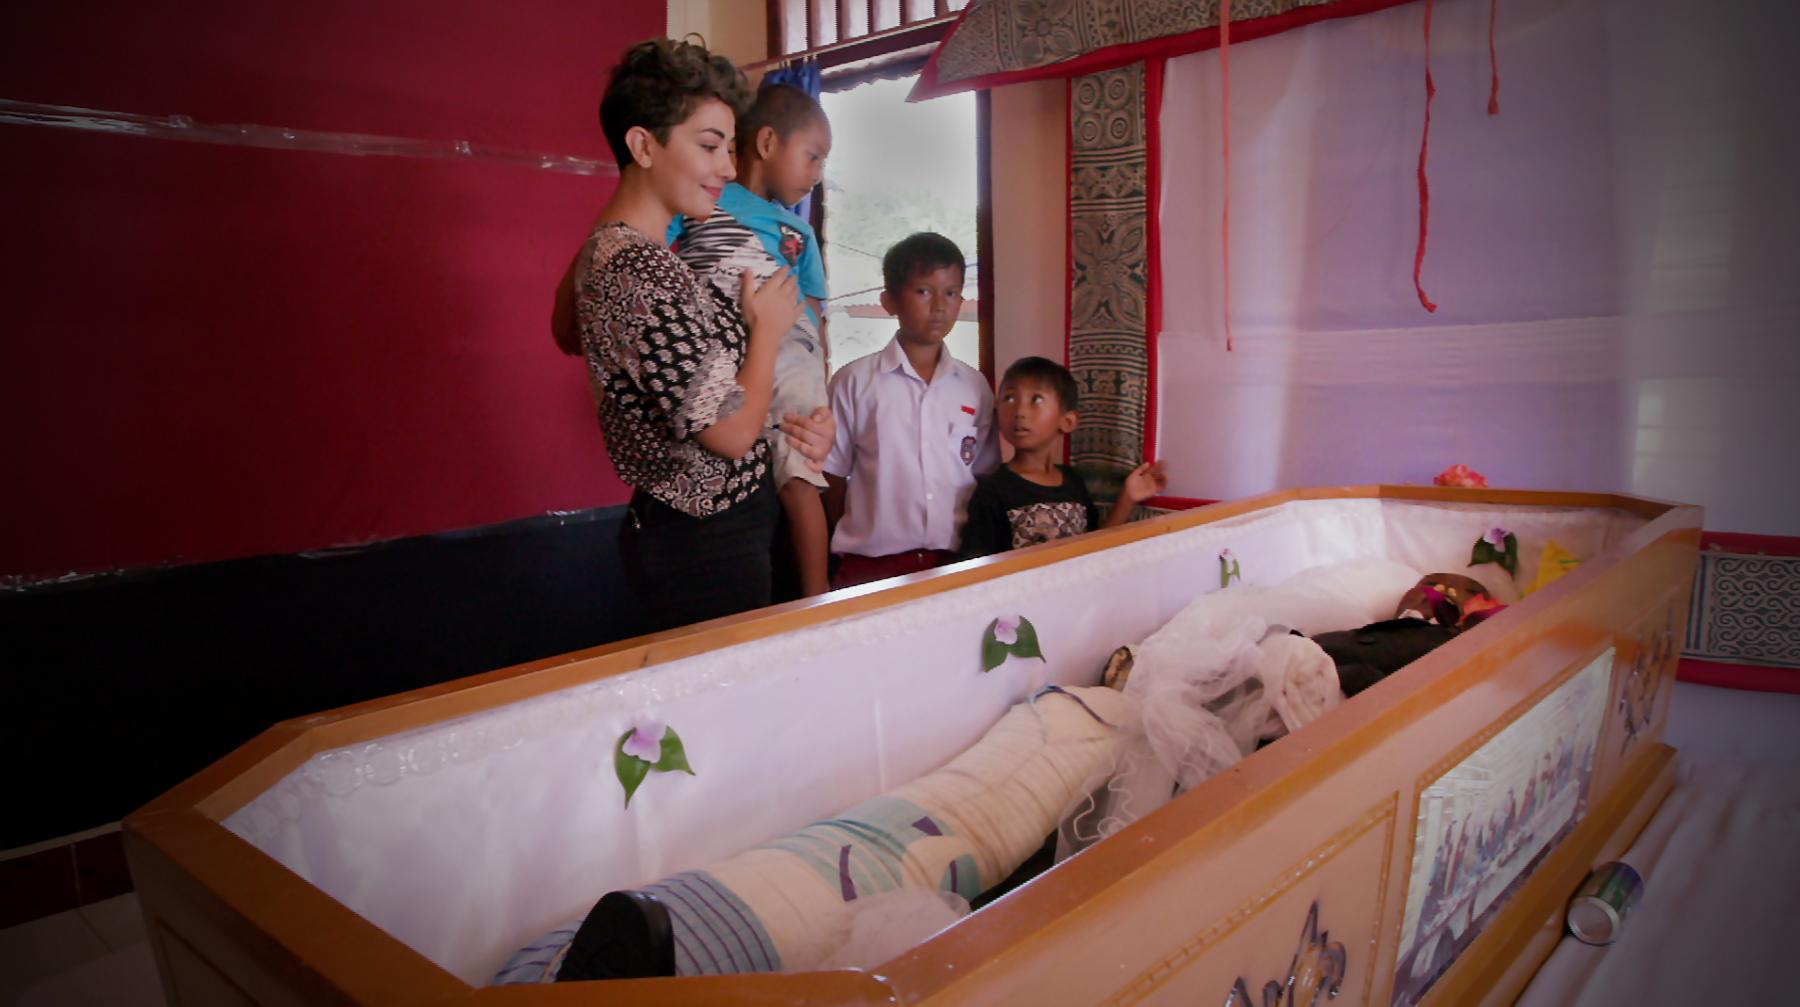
[1155,0,1800,534]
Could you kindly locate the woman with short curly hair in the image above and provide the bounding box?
[568,39,833,632]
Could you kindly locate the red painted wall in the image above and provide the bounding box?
[1,2,665,579]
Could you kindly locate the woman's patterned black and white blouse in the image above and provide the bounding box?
[578,222,769,517]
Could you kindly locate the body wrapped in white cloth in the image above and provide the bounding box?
[497,685,1130,982]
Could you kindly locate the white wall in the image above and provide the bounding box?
[1151,0,1800,533]
[667,0,768,71]
[1608,0,1800,535]
[989,79,1069,374]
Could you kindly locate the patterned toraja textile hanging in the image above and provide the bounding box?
[1069,64,1151,488]
[1684,547,1800,671]
[932,0,1338,89]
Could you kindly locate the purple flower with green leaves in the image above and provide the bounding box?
[621,715,665,763]
[614,715,694,808]
[1470,526,1520,579]
[982,615,1044,672]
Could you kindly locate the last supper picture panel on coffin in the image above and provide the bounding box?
[1392,648,1613,1007]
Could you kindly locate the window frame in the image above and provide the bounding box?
[764,1,965,62]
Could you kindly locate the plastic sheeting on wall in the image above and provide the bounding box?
[0,99,617,176]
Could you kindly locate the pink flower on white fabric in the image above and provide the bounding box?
[1220,548,1236,561]
[993,616,1020,646]
[1484,527,1511,548]
[622,715,666,763]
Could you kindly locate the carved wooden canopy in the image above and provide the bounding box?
[913,0,1413,99]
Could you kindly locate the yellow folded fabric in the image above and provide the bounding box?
[1527,539,1581,595]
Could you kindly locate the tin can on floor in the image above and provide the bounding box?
[1566,861,1644,945]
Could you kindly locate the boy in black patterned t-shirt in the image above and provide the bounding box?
[957,357,1166,560]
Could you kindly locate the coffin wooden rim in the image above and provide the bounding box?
[124,485,1699,1006]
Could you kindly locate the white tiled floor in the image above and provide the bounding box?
[0,895,162,1007]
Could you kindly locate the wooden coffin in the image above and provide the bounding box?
[123,486,1699,1006]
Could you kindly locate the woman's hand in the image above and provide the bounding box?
[740,266,802,344]
[781,406,836,470]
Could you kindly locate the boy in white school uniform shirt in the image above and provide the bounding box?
[824,232,1000,589]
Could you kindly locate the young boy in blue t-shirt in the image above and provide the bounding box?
[666,84,834,596]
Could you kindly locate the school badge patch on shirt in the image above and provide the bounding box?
[778,223,805,267]
[961,435,977,465]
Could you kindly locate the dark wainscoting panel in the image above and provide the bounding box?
[2,506,642,849]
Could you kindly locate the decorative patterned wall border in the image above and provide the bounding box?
[1683,547,1800,670]
[1100,795,1397,1006]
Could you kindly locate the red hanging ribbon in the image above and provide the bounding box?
[1488,0,1501,115]
[1220,0,1234,349]
[1414,0,1438,313]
